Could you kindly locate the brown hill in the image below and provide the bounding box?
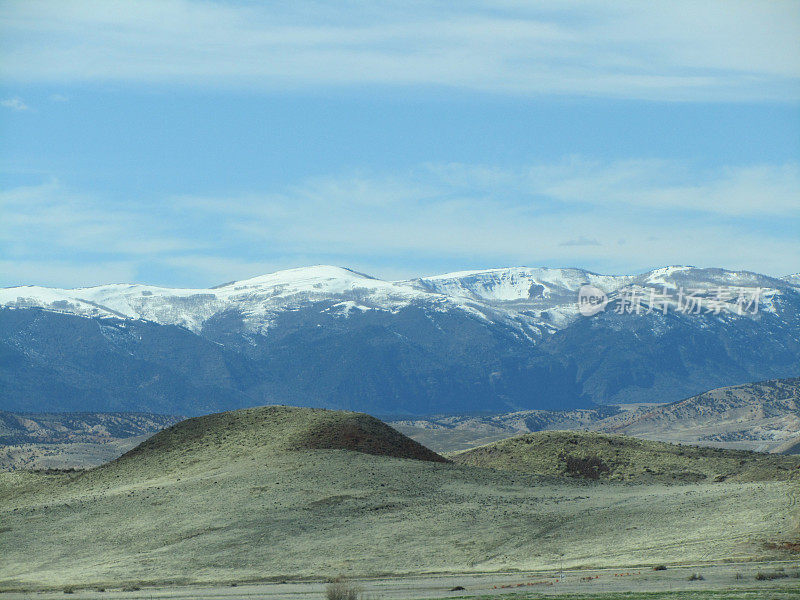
[394,377,800,454]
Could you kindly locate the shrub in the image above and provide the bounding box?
[561,453,611,479]
[326,577,362,600]
[755,571,788,580]
[687,573,704,581]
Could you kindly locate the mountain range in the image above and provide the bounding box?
[2,376,797,470]
[1,265,798,416]
[392,377,800,454]
[0,411,182,470]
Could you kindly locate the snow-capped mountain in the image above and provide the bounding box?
[0,266,436,333]
[4,264,597,333]
[1,265,798,416]
[412,266,633,303]
[1,264,787,335]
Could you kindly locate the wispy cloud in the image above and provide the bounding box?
[0,181,204,258]
[1,158,798,287]
[560,237,601,247]
[187,162,799,275]
[1,96,29,111]
[1,1,798,101]
[518,160,800,216]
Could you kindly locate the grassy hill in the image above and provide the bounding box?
[110,405,446,471]
[4,376,797,472]
[450,431,800,482]
[1,406,798,592]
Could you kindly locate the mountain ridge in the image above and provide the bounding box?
[596,376,800,451]
[2,264,798,416]
[2,264,791,334]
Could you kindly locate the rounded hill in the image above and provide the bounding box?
[110,405,447,470]
[450,430,800,482]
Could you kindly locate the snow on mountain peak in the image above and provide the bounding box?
[643,265,695,285]
[1,264,795,336]
[410,266,633,303]
[0,265,438,333]
[216,265,379,291]
[783,273,800,287]
[641,266,791,291]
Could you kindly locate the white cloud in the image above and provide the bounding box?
[166,160,800,277]
[1,96,29,111]
[1,0,798,100]
[524,159,800,216]
[0,181,205,258]
[2,158,798,287]
[424,159,800,216]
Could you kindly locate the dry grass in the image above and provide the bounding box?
[0,406,797,591]
[450,430,800,482]
[326,577,362,600]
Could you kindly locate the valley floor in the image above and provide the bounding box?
[0,562,799,599]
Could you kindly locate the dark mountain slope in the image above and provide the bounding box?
[0,308,253,414]
[1,265,798,416]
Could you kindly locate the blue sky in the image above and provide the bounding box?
[1,0,799,287]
